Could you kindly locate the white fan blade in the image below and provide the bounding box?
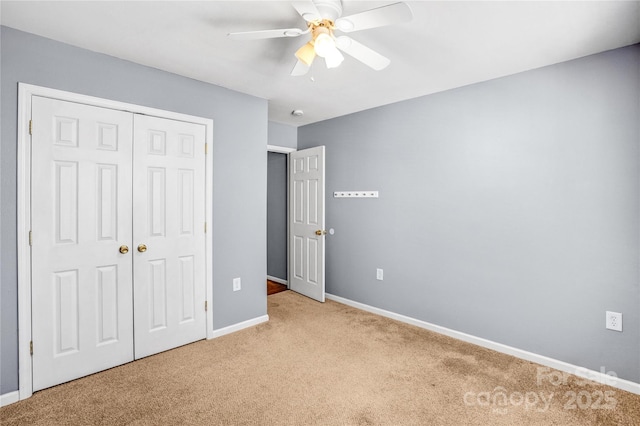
[335,2,413,33]
[291,60,311,76]
[228,28,305,40]
[335,36,390,70]
[292,1,322,22]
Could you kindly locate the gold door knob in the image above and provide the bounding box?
[315,230,327,236]
[137,244,147,253]
[119,245,129,254]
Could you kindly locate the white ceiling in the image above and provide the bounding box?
[2,1,639,127]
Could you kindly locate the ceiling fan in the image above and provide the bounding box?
[227,0,413,76]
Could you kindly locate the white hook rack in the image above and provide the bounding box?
[333,191,379,198]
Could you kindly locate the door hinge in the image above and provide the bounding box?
[29,120,32,135]
[205,301,208,311]
[205,143,208,155]
[30,341,33,356]
[29,231,33,246]
[204,222,207,233]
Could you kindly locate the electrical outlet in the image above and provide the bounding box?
[376,268,383,281]
[233,277,241,292]
[606,311,622,332]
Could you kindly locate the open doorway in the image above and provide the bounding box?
[267,145,295,295]
[267,144,326,301]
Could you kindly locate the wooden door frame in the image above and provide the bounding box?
[266,145,295,287]
[16,83,214,401]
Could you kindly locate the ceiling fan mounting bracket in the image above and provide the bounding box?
[307,19,336,35]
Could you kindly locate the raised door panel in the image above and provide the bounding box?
[97,164,118,241]
[179,255,196,323]
[96,265,120,345]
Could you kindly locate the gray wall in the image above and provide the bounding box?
[268,121,297,150]
[267,152,288,280]
[1,26,268,394]
[299,45,640,382]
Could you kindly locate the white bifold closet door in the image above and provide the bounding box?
[31,97,135,391]
[132,114,206,359]
[31,96,206,391]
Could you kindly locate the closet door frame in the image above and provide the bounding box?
[16,83,215,401]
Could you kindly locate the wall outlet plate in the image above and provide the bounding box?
[605,311,622,331]
[376,268,383,281]
[233,277,241,292]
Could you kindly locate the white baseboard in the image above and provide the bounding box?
[208,314,269,339]
[267,276,287,286]
[0,391,20,407]
[326,293,640,395]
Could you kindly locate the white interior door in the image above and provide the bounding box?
[132,115,207,358]
[289,146,326,302]
[31,96,134,391]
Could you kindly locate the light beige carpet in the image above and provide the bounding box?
[2,291,639,425]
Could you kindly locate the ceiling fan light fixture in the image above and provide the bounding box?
[324,48,344,69]
[295,42,316,66]
[313,32,335,58]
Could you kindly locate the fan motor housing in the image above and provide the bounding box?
[314,0,343,22]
